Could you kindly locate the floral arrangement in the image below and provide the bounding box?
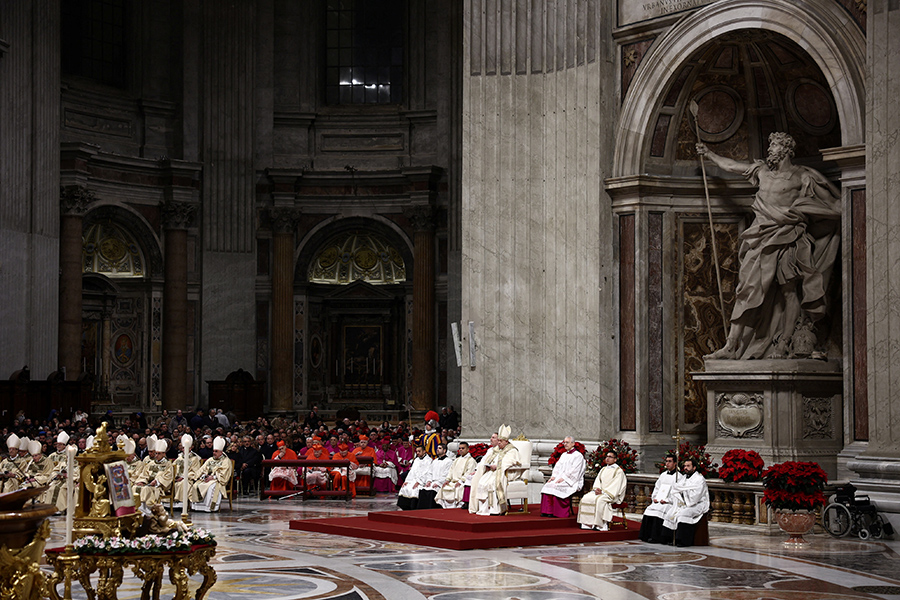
[73,528,216,554]
[586,439,638,474]
[762,461,828,512]
[467,442,489,462]
[718,449,765,483]
[655,441,718,477]
[547,440,587,467]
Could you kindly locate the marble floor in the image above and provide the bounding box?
[43,494,900,600]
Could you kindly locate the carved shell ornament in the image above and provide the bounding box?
[716,392,764,438]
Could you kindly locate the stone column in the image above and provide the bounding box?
[270,207,299,413]
[850,0,900,527]
[161,200,196,411]
[58,186,92,381]
[406,206,436,411]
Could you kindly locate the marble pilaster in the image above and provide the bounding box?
[406,205,436,412]
[849,0,900,529]
[161,200,196,411]
[270,207,299,413]
[58,186,91,381]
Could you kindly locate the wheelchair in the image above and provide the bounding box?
[822,483,894,540]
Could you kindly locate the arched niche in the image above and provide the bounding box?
[614,0,865,178]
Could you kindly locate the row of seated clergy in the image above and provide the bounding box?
[639,455,710,547]
[0,433,64,506]
[268,439,361,497]
[132,435,233,514]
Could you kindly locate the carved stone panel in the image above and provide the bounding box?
[802,396,834,439]
[715,392,764,439]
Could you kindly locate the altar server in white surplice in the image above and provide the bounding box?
[539,436,586,518]
[397,445,433,510]
[436,441,477,508]
[417,443,453,509]
[577,449,626,531]
[471,425,520,516]
[662,457,710,547]
[639,453,683,544]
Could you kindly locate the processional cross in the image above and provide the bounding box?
[672,429,685,462]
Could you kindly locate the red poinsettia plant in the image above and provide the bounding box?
[762,461,828,511]
[655,441,718,478]
[718,449,765,483]
[467,442,489,462]
[585,438,638,473]
[547,440,587,466]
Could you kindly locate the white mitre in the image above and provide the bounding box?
[498,424,511,441]
[213,437,225,452]
[57,431,70,445]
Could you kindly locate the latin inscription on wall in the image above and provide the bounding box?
[618,0,715,27]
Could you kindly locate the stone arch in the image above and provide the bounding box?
[613,0,865,178]
[294,215,415,286]
[82,202,164,278]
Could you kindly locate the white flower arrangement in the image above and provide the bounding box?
[73,528,215,554]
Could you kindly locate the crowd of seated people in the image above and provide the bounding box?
[0,404,464,511]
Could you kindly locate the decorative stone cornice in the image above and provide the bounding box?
[160,200,197,230]
[269,207,301,234]
[60,185,95,216]
[403,205,435,232]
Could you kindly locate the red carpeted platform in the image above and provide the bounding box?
[288,505,640,550]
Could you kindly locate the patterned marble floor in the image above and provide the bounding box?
[42,494,900,600]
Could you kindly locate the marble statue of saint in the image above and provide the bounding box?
[698,132,841,360]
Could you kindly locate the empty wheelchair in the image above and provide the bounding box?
[822,483,894,540]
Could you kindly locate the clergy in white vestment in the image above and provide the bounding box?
[397,445,433,510]
[171,440,203,508]
[471,425,520,516]
[134,439,174,514]
[190,437,233,512]
[44,431,73,512]
[436,441,477,508]
[577,449,626,531]
[539,436,586,518]
[418,443,453,509]
[638,453,683,544]
[465,433,498,510]
[662,457,710,547]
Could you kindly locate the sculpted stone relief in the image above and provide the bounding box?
[715,392,764,439]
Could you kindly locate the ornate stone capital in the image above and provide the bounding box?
[403,205,435,232]
[60,185,95,216]
[269,207,301,234]
[160,200,197,230]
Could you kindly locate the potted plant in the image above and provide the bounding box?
[762,461,828,545]
[718,449,764,483]
[585,438,638,475]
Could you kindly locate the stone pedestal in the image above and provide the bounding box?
[693,359,843,478]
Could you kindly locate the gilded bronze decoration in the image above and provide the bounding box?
[83,222,145,278]
[308,232,406,285]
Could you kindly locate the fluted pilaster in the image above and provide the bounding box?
[270,207,300,413]
[161,200,197,410]
[58,186,92,380]
[406,205,436,411]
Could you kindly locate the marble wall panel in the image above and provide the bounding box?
[461,0,616,441]
[680,220,739,427]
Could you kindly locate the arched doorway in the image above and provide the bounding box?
[81,206,164,411]
[295,219,414,418]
